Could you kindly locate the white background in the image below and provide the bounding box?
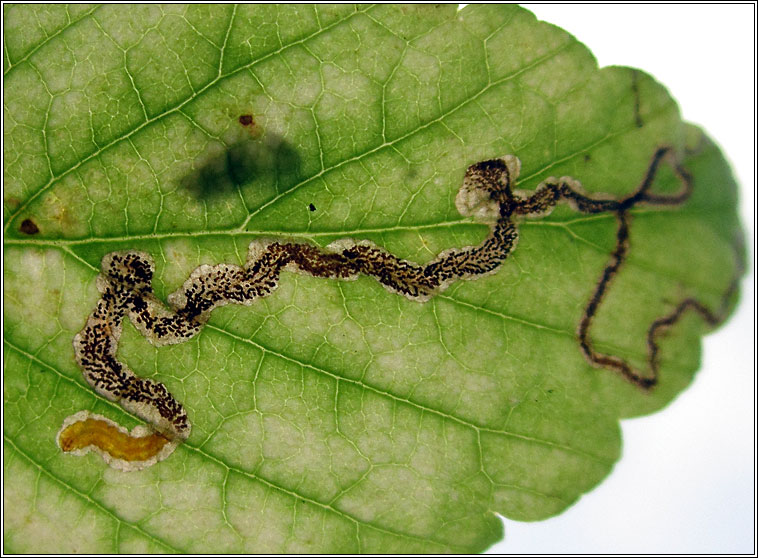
[486,4,755,554]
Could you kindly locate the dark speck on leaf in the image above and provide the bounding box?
[20,218,39,235]
[239,114,254,126]
[583,153,591,162]
[308,203,316,212]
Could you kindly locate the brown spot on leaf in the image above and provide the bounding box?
[308,203,316,212]
[5,197,21,210]
[20,218,39,235]
[239,114,254,127]
[631,70,644,128]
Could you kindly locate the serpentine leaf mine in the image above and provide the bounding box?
[59,147,735,470]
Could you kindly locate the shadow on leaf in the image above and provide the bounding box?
[180,134,301,199]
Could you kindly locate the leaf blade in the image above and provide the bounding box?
[3,4,744,553]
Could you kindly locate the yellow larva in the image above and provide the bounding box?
[57,411,178,471]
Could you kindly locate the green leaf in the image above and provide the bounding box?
[3,4,744,553]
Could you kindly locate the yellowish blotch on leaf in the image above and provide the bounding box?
[57,411,178,471]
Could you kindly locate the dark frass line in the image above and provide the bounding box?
[61,146,737,468]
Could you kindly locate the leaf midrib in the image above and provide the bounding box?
[3,209,732,299]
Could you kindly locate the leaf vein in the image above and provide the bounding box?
[3,436,182,553]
